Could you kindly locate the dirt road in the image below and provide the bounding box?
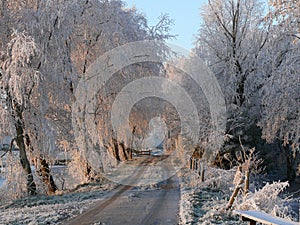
[64,156,180,225]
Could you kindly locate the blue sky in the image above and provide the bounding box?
[123,0,207,50]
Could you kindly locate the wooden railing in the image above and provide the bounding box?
[234,210,299,225]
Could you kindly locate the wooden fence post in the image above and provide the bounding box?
[226,177,244,209]
[200,161,205,182]
[244,171,249,195]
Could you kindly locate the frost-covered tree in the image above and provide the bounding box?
[257,1,300,179]
[195,0,268,107]
[194,0,270,164]
[194,0,299,178]
[268,0,300,38]
[0,30,39,195]
[1,0,175,192]
[0,0,77,195]
[69,0,174,174]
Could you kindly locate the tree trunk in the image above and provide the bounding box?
[39,156,58,194]
[112,138,120,161]
[199,161,205,182]
[25,134,58,194]
[118,142,127,161]
[85,163,93,181]
[126,147,133,160]
[284,146,296,181]
[111,138,128,161]
[226,176,244,209]
[279,142,296,181]
[15,119,37,196]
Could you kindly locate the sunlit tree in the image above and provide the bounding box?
[194,0,270,165]
[0,0,175,195]
[0,30,40,195]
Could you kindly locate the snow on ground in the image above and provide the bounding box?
[178,167,300,225]
[178,167,245,224]
[179,187,244,224]
[0,162,299,225]
[1,199,93,225]
[0,182,117,225]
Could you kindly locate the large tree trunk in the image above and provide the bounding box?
[25,134,58,195]
[39,156,58,194]
[15,118,37,195]
[117,142,127,161]
[111,138,128,161]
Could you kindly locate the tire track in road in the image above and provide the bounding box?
[140,164,180,225]
[64,156,180,225]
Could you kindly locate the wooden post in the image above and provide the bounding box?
[200,162,205,182]
[192,158,196,170]
[226,177,244,209]
[244,171,249,195]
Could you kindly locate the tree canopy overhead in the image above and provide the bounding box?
[0,0,174,196]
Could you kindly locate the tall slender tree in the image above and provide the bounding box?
[0,30,39,195]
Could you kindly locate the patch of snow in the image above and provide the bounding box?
[0,183,114,225]
[178,167,300,224]
[179,186,243,224]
